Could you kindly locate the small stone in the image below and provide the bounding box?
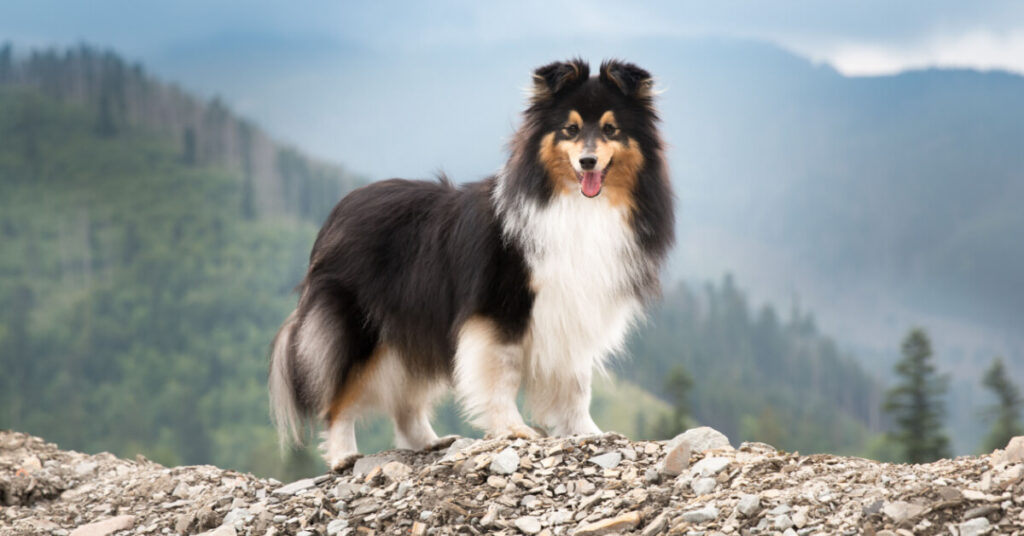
[774,514,794,531]
[589,452,622,470]
[644,467,661,483]
[515,516,542,534]
[792,510,808,528]
[964,505,1000,520]
[862,499,884,516]
[74,461,98,475]
[327,519,349,536]
[490,448,520,475]
[198,526,237,536]
[691,456,730,477]
[574,511,641,536]
[936,487,962,502]
[481,504,500,526]
[640,513,667,536]
[691,477,717,495]
[381,461,412,482]
[222,508,249,526]
[548,510,572,525]
[661,441,690,476]
[487,475,508,488]
[272,478,316,496]
[667,426,731,452]
[681,505,719,524]
[883,501,925,524]
[353,455,394,477]
[69,515,136,536]
[875,531,897,536]
[410,522,427,536]
[737,494,761,517]
[959,517,991,536]
[783,529,797,536]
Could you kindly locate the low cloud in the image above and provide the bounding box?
[797,30,1024,76]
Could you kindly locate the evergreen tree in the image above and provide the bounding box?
[981,357,1024,452]
[651,365,693,438]
[883,328,951,462]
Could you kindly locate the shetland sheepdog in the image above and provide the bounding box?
[269,59,674,470]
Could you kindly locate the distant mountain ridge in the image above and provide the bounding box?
[0,43,363,225]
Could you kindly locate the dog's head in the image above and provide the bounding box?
[520,58,659,204]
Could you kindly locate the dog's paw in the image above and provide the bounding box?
[327,452,362,473]
[485,425,544,441]
[425,434,462,451]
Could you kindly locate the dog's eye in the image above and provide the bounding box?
[564,124,579,137]
[603,124,618,136]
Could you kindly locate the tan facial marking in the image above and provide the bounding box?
[539,109,644,205]
[599,111,617,129]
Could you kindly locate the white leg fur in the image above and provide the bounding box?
[321,346,445,467]
[454,318,537,439]
[322,415,360,471]
[496,187,646,438]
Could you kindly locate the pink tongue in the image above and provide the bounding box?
[580,171,602,197]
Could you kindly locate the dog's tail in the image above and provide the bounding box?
[269,308,305,448]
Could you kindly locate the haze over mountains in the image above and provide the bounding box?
[2,31,1022,457]
[138,35,1024,453]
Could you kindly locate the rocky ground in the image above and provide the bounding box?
[2,428,1024,536]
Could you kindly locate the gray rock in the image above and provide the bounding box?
[381,461,412,482]
[74,461,98,476]
[691,456,731,477]
[352,455,395,477]
[661,441,690,476]
[222,508,249,526]
[736,494,761,517]
[681,505,719,524]
[198,526,236,536]
[882,500,925,524]
[1003,436,1024,463]
[774,514,794,531]
[272,478,316,496]
[588,452,622,470]
[490,447,520,475]
[640,512,668,536]
[691,477,717,495]
[959,517,992,536]
[326,519,349,536]
[548,509,572,525]
[69,516,136,536]
[514,516,542,534]
[442,438,478,461]
[668,426,731,452]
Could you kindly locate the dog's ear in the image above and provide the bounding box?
[599,60,653,99]
[531,59,589,102]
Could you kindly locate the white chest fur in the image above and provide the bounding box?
[504,193,644,380]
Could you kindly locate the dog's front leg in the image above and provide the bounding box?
[527,365,602,437]
[454,317,538,439]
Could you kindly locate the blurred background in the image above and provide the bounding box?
[2,1,1023,478]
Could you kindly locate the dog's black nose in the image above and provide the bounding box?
[579,156,597,170]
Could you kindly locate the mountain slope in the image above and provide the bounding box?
[0,45,888,481]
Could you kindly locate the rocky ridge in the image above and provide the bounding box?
[2,428,1024,536]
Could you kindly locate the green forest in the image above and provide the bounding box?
[0,45,912,480]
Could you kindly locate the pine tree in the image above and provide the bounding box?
[883,328,951,462]
[981,357,1024,452]
[652,365,693,438]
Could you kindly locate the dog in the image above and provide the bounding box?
[269,58,674,470]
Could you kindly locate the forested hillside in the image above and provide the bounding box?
[0,45,888,480]
[623,276,889,457]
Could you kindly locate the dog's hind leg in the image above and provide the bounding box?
[454,317,538,440]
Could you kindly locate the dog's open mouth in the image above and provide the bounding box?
[575,160,611,198]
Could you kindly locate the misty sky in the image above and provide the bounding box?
[5,1,1024,75]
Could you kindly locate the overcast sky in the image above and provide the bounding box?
[5,1,1024,76]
